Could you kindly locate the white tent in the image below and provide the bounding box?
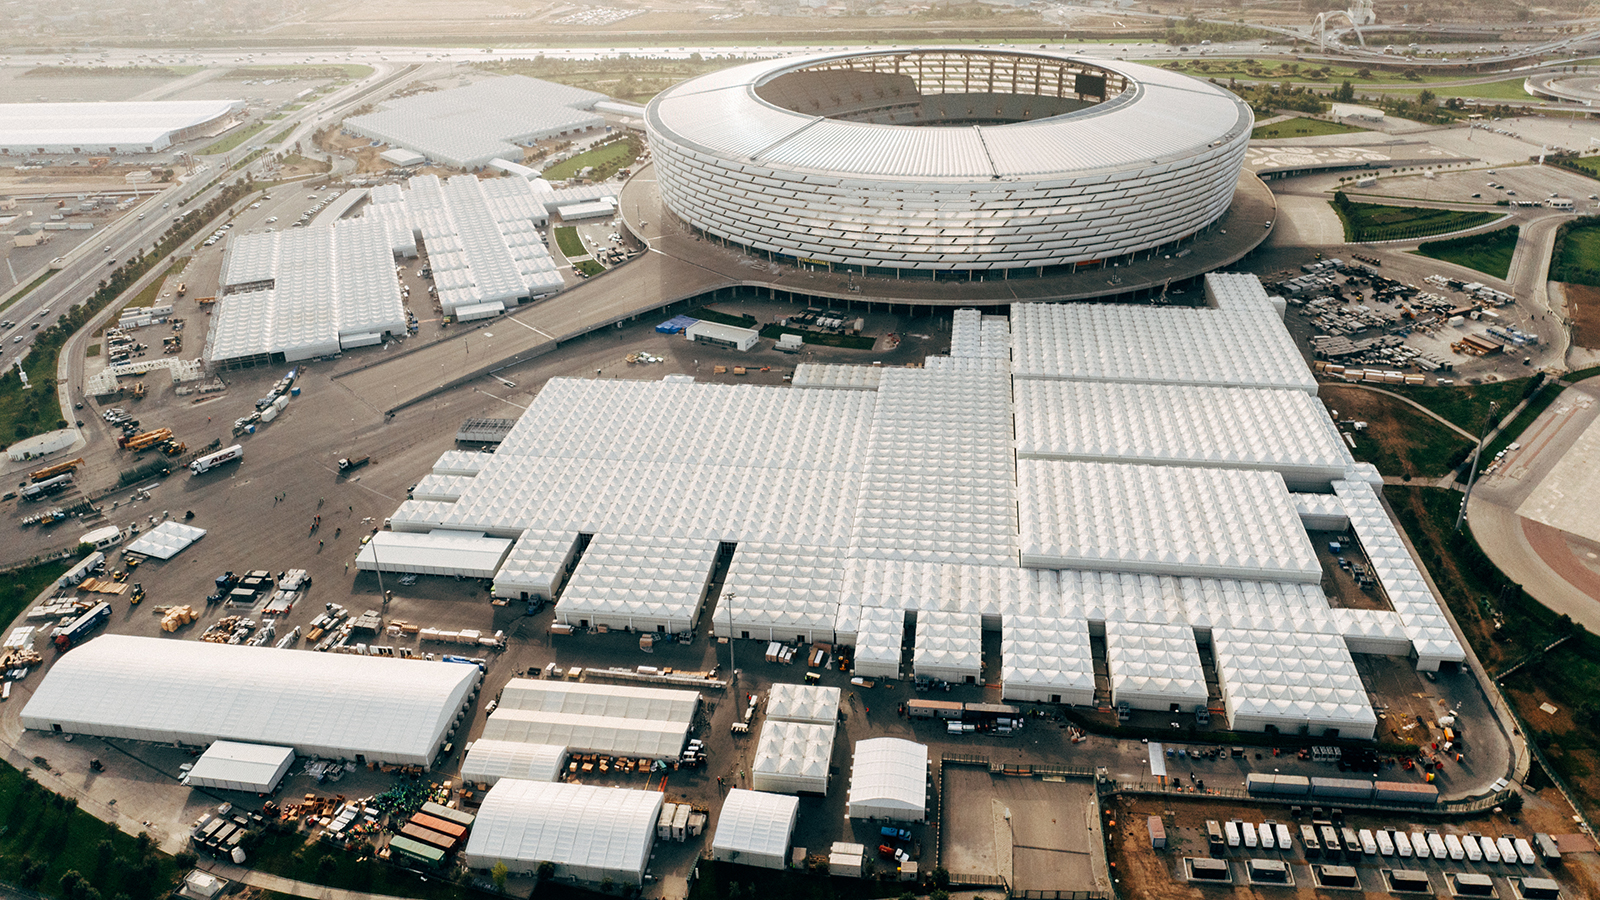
[712,790,799,870]
[464,780,660,885]
[21,636,476,766]
[185,740,295,793]
[497,680,699,723]
[751,720,835,795]
[461,740,567,786]
[852,606,905,679]
[480,708,688,758]
[846,738,928,822]
[123,521,206,560]
[1000,614,1095,705]
[765,682,841,725]
[556,534,719,633]
[1105,620,1210,712]
[913,610,982,683]
[355,530,513,578]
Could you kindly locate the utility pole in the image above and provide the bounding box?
[1455,400,1498,532]
[724,589,736,679]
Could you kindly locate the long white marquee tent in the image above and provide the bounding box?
[464,780,660,884]
[22,636,477,766]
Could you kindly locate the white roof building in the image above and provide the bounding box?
[0,99,243,153]
[345,75,605,169]
[208,220,405,365]
[712,790,799,870]
[480,709,689,758]
[464,780,661,884]
[1000,614,1095,705]
[185,741,296,793]
[21,636,476,766]
[354,530,513,578]
[556,534,719,633]
[847,738,928,822]
[751,720,836,795]
[496,680,699,723]
[1105,620,1209,712]
[913,610,982,683]
[461,739,567,786]
[765,682,841,725]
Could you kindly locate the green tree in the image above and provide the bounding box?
[1334,81,1355,103]
[537,861,556,882]
[1418,89,1437,107]
[492,861,510,891]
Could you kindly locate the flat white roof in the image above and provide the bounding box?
[355,530,513,577]
[481,708,689,757]
[497,679,699,723]
[765,682,841,725]
[847,737,928,817]
[346,75,605,169]
[461,739,566,785]
[0,99,241,149]
[187,740,295,792]
[21,636,475,765]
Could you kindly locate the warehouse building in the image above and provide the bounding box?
[207,219,405,367]
[460,740,567,786]
[476,681,698,758]
[751,720,836,794]
[464,780,660,885]
[712,790,800,870]
[372,274,1463,739]
[21,636,477,766]
[345,75,605,170]
[847,738,928,822]
[0,100,243,154]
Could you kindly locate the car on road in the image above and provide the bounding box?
[103,245,112,252]
[11,335,21,344]
[106,258,116,265]
[266,216,278,223]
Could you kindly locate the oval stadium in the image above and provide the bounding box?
[644,49,1254,275]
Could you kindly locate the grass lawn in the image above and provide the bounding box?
[1393,377,1533,433]
[223,64,372,80]
[1567,363,1600,381]
[85,343,99,358]
[198,120,270,156]
[552,226,586,259]
[241,831,461,899]
[1428,77,1535,101]
[1331,196,1501,243]
[541,136,642,182]
[0,269,56,316]
[1321,384,1474,477]
[688,306,758,328]
[759,324,875,349]
[122,257,189,310]
[1136,58,1464,85]
[1551,219,1600,287]
[1413,225,1519,280]
[1252,116,1365,140]
[1558,156,1600,181]
[268,124,296,145]
[572,259,605,277]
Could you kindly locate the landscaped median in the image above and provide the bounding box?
[1414,225,1520,280]
[1330,192,1502,243]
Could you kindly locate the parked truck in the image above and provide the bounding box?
[30,458,84,482]
[117,427,173,451]
[54,601,111,650]
[190,445,242,475]
[21,473,73,502]
[337,455,370,473]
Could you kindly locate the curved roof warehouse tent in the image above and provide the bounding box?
[355,530,514,578]
[647,50,1250,272]
[461,740,567,786]
[185,741,296,793]
[480,709,689,758]
[847,738,928,822]
[712,790,800,870]
[21,636,477,766]
[464,780,662,884]
[0,99,244,153]
[497,680,700,723]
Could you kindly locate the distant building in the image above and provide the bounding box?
[1331,103,1385,122]
[0,100,244,155]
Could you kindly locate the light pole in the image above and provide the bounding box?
[723,590,736,679]
[1455,400,1499,533]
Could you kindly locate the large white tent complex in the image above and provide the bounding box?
[464,780,660,884]
[0,99,243,153]
[847,738,928,822]
[477,680,698,758]
[496,680,699,723]
[370,273,1466,739]
[712,790,800,870]
[21,636,476,766]
[765,682,841,725]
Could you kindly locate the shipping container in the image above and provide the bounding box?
[1514,837,1536,865]
[399,823,457,851]
[1444,833,1465,860]
[907,699,963,720]
[1463,833,1483,862]
[1206,820,1224,852]
[409,813,467,842]
[1148,816,1166,849]
[1372,781,1439,805]
[420,801,474,827]
[1300,824,1321,858]
[1480,833,1501,863]
[1358,829,1377,855]
[1394,830,1413,857]
[1310,776,1374,800]
[1224,820,1240,848]
[1411,831,1430,860]
[1275,823,1292,852]
[1376,829,1394,856]
[1534,832,1561,863]
[390,835,445,866]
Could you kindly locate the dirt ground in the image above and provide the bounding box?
[1106,791,1598,900]
[1562,282,1600,351]
[1320,384,1474,479]
[1502,663,1600,832]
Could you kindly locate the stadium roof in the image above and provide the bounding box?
[345,75,605,169]
[463,780,661,883]
[648,51,1246,180]
[0,100,241,151]
[21,635,476,765]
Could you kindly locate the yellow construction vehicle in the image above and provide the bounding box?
[29,458,84,482]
